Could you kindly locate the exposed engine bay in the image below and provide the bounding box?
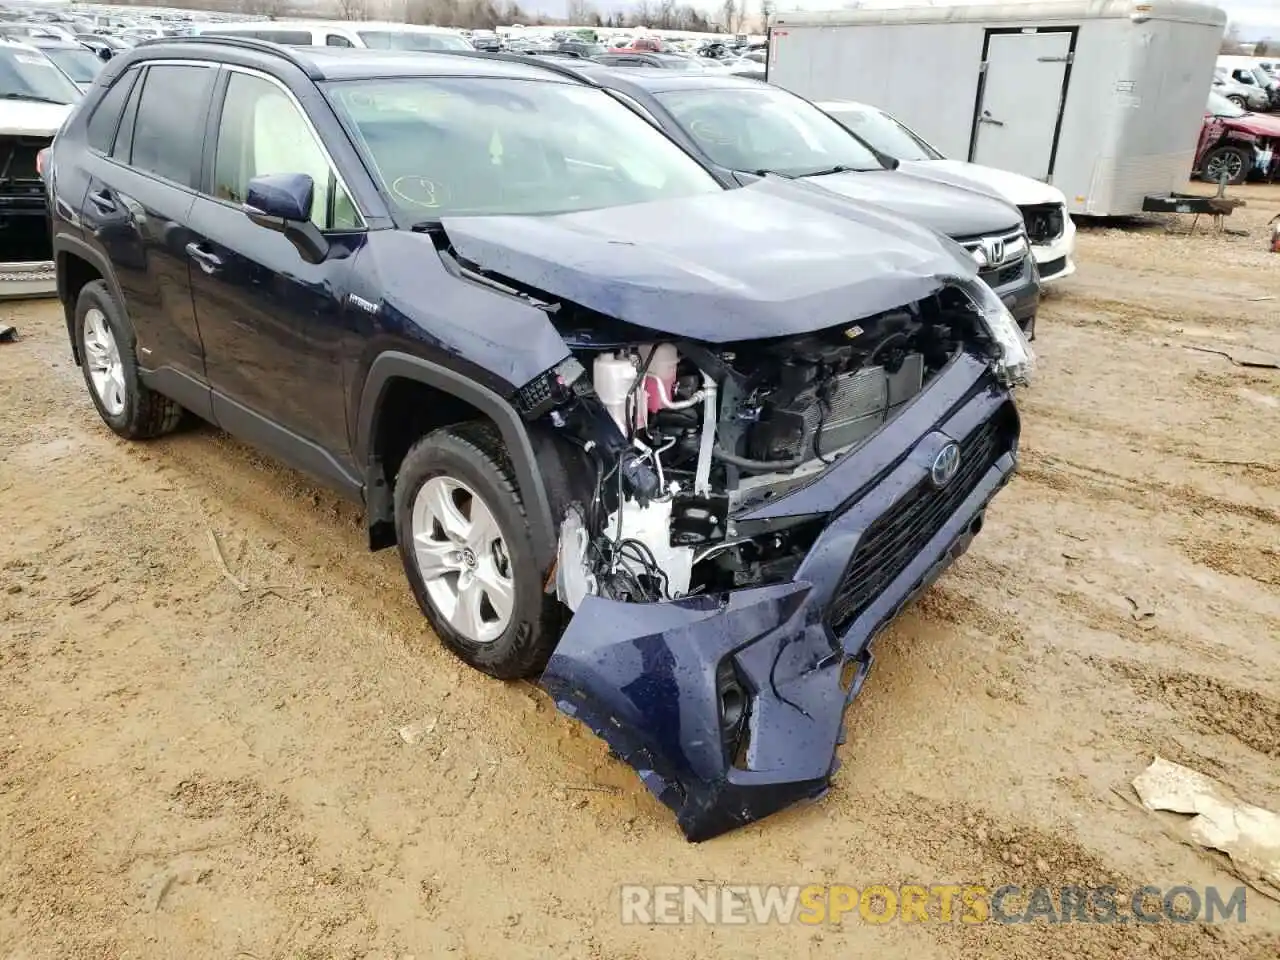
[511,286,1022,611]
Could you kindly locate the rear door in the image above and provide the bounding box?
[79,62,217,393]
[971,30,1073,181]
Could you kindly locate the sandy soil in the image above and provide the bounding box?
[2,184,1280,960]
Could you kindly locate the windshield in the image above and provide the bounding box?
[40,46,102,84]
[357,30,473,51]
[654,86,883,176]
[324,77,720,220]
[1207,91,1246,117]
[822,103,942,161]
[0,46,81,103]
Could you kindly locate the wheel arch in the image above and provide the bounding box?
[54,235,127,365]
[356,351,557,568]
[1200,140,1254,181]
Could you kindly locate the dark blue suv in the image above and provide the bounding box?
[46,39,1031,841]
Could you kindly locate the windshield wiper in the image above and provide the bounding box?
[797,164,862,178]
[0,93,70,105]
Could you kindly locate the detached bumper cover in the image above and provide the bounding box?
[540,354,1019,841]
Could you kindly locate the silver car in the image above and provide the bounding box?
[1213,70,1271,111]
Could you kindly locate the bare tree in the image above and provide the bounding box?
[760,0,774,32]
[629,0,652,28]
[719,0,737,33]
[241,0,285,17]
[565,0,599,24]
[336,0,369,20]
[1220,21,1246,55]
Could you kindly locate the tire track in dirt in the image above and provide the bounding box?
[1017,450,1280,528]
[1088,658,1280,760]
[1177,537,1280,587]
[843,793,1268,960]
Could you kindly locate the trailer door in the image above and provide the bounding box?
[971,29,1073,180]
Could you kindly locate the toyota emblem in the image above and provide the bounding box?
[930,442,961,488]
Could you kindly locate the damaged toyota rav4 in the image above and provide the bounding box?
[48,40,1033,841]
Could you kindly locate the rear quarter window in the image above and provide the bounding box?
[86,68,138,153]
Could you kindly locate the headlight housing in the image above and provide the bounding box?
[958,277,1037,386]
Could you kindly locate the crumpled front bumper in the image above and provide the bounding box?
[540,353,1020,841]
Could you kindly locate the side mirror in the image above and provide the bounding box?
[243,172,329,264]
[96,47,112,61]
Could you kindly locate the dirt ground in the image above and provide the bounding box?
[2,185,1279,960]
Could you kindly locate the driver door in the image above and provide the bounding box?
[186,68,363,487]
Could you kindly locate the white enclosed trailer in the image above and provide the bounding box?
[770,1,1227,216]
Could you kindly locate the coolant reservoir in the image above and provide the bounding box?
[644,343,680,413]
[593,352,639,433]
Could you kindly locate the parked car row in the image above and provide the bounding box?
[44,39,1033,841]
[0,37,79,298]
[1215,55,1280,112]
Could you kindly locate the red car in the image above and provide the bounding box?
[1197,91,1280,184]
[610,36,666,53]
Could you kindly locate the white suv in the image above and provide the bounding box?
[819,99,1077,284]
[193,20,474,52]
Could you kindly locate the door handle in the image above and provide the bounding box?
[87,189,116,213]
[979,112,1005,127]
[185,242,223,273]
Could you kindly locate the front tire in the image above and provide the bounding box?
[1201,145,1250,185]
[394,422,564,679]
[74,280,183,439]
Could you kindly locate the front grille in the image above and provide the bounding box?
[0,135,47,182]
[827,405,1016,635]
[959,226,1029,286]
[1020,203,1065,244]
[981,260,1024,288]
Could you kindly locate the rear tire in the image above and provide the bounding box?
[74,280,183,440]
[394,421,564,679]
[1227,95,1247,108]
[1201,145,1250,185]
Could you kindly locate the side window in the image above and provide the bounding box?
[257,30,314,45]
[86,68,138,153]
[111,66,144,163]
[129,64,215,186]
[326,34,354,47]
[212,71,359,230]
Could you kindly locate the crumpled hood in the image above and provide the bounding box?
[898,158,1067,209]
[441,178,978,343]
[0,99,74,137]
[1219,112,1280,138]
[803,169,1023,238]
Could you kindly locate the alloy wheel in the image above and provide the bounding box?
[1206,151,1244,182]
[83,308,126,416]
[411,475,514,644]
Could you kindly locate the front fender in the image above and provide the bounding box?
[354,350,558,568]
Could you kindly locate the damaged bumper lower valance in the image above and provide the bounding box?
[540,359,1019,841]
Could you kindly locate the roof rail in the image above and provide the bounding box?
[133,35,321,79]
[431,49,601,86]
